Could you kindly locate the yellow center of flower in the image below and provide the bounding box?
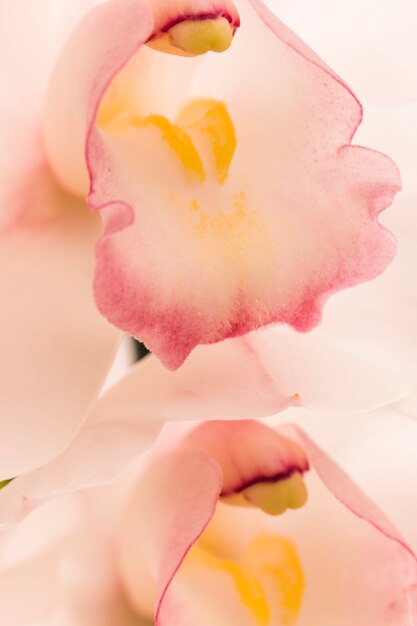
[98,69,275,292]
[99,97,236,185]
[185,531,304,626]
[97,86,278,296]
[147,17,235,57]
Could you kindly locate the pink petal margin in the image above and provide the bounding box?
[291,426,417,626]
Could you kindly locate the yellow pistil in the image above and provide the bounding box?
[147,17,234,57]
[244,473,309,516]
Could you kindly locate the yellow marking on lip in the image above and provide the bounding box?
[99,95,236,185]
[140,114,205,181]
[178,98,237,184]
[186,530,304,626]
[247,534,304,626]
[190,544,271,625]
[100,111,206,181]
[185,191,264,282]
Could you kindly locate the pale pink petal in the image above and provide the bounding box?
[0,320,409,527]
[0,179,120,478]
[0,418,161,529]
[74,327,412,421]
[0,546,64,625]
[0,498,80,625]
[395,391,417,422]
[0,491,145,626]
[44,0,399,368]
[0,0,98,112]
[0,80,43,230]
[265,0,417,105]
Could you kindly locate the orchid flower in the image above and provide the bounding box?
[44,0,400,370]
[0,0,407,481]
[0,419,416,626]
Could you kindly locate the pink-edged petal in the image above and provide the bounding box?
[317,101,417,379]
[0,179,120,477]
[265,0,417,105]
[45,0,400,368]
[117,448,222,625]
[284,425,417,625]
[302,407,417,552]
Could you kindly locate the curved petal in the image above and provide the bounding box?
[0,419,161,529]
[71,327,413,422]
[45,0,400,368]
[265,0,417,105]
[0,320,410,527]
[0,178,120,478]
[280,426,417,625]
[117,448,222,624]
